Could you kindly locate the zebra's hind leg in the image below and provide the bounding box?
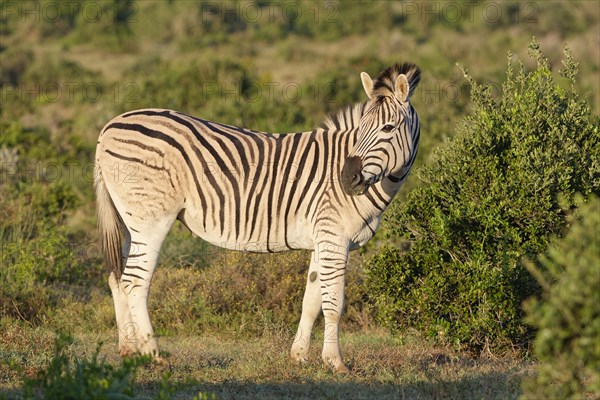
[118,222,172,360]
[108,227,136,356]
[108,271,136,356]
[291,256,322,363]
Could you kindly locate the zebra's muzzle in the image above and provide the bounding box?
[341,156,369,196]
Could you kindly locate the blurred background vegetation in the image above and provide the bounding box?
[0,0,599,397]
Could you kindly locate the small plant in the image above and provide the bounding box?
[22,332,151,400]
[521,195,600,399]
[18,331,224,399]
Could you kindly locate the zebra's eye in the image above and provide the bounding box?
[381,124,395,133]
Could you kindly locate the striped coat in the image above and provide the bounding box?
[95,63,421,373]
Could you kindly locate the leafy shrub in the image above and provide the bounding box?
[521,195,600,399]
[365,41,600,352]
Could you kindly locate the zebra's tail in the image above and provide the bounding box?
[95,165,126,281]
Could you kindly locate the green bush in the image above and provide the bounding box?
[365,41,599,352]
[521,195,600,399]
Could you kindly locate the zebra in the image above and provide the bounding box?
[95,63,421,373]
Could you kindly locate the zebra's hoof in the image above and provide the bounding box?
[119,348,136,358]
[152,355,169,367]
[290,341,310,364]
[290,351,309,364]
[333,362,350,374]
[323,357,351,374]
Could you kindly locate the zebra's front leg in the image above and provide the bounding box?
[291,256,322,363]
[317,241,350,373]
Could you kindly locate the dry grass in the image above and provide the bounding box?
[0,321,531,399]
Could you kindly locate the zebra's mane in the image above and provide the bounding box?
[372,63,421,99]
[319,102,366,131]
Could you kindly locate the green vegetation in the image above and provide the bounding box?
[22,333,161,400]
[0,122,94,323]
[365,42,599,352]
[521,195,600,399]
[1,1,598,398]
[17,331,216,400]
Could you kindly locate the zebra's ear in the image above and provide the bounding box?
[360,72,374,99]
[394,74,410,103]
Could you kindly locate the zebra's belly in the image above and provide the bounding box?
[181,207,315,252]
[199,235,309,253]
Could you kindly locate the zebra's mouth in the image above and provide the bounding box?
[341,156,372,196]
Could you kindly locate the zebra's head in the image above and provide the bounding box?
[341,63,421,196]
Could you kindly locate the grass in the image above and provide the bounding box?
[0,319,531,399]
